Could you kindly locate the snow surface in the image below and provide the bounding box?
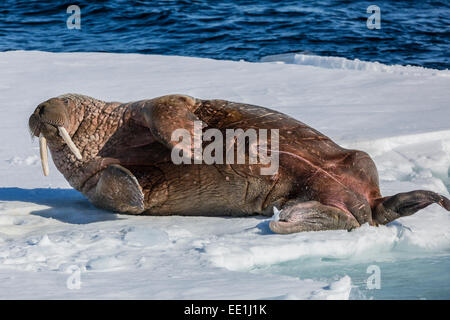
[0,51,449,299]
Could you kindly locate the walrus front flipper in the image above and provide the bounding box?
[373,190,450,225]
[269,201,360,234]
[91,164,145,214]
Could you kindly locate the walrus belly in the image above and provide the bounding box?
[125,163,284,217]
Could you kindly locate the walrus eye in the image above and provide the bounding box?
[58,126,82,160]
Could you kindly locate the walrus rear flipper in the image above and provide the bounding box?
[269,201,360,234]
[373,190,450,225]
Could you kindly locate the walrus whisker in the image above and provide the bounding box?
[39,133,49,176]
[58,126,82,160]
[28,113,40,138]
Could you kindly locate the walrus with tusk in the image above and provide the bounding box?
[29,94,450,234]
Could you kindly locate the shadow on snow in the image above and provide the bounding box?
[0,187,120,224]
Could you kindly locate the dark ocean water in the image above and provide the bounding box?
[0,0,449,69]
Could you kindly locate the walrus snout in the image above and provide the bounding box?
[29,98,82,176]
[29,98,70,137]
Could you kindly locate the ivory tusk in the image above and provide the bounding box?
[39,133,49,176]
[58,126,82,160]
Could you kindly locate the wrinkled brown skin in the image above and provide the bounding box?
[29,94,450,234]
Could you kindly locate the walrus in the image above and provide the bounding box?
[28,94,450,234]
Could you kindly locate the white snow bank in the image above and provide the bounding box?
[204,216,450,272]
[0,51,449,299]
[260,53,450,76]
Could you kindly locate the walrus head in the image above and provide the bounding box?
[28,94,129,194]
[29,97,83,176]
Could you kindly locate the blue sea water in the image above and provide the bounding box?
[253,254,450,299]
[0,0,449,69]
